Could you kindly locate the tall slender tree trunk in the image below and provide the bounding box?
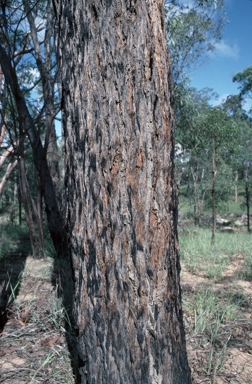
[191,167,199,226]
[0,46,67,257]
[245,183,250,233]
[244,162,251,233]
[19,156,40,255]
[211,138,218,245]
[60,1,191,383]
[234,169,238,203]
[0,160,18,195]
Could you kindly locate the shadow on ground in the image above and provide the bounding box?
[51,252,80,383]
[0,222,30,332]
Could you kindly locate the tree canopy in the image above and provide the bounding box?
[233,66,252,100]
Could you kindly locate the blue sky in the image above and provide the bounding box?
[189,0,252,109]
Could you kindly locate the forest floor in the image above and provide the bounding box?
[0,255,75,383]
[182,255,252,384]
[0,233,251,383]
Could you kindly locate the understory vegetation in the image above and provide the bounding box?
[179,225,251,383]
[180,226,252,278]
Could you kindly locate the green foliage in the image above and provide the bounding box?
[201,107,238,148]
[165,0,225,162]
[165,0,225,84]
[0,220,31,258]
[176,91,240,224]
[233,65,252,100]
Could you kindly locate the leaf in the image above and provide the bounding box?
[41,336,60,347]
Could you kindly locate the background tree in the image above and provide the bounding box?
[59,0,191,382]
[233,65,252,100]
[222,91,252,232]
[175,87,239,234]
[0,0,66,255]
[201,107,238,243]
[165,0,225,138]
[175,87,213,224]
[165,0,225,85]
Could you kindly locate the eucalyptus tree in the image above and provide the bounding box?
[232,67,252,231]
[222,94,252,232]
[233,66,252,100]
[175,87,215,224]
[58,0,191,382]
[201,107,238,243]
[0,0,67,255]
[165,0,225,85]
[165,0,225,136]
[175,87,239,231]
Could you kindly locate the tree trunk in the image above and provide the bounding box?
[0,160,18,196]
[244,162,251,233]
[24,0,63,208]
[191,167,199,226]
[211,139,217,245]
[0,46,67,257]
[60,1,191,383]
[245,183,250,233]
[234,169,238,203]
[19,156,41,255]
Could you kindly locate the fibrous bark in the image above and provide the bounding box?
[60,1,191,383]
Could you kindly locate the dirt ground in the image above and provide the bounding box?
[0,253,251,383]
[181,254,252,384]
[0,256,75,383]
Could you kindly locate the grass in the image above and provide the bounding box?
[0,221,31,258]
[183,288,246,379]
[180,225,252,382]
[179,226,251,278]
[5,270,23,307]
[184,290,239,334]
[243,251,252,280]
[0,215,77,382]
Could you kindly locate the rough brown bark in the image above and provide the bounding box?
[60,1,191,383]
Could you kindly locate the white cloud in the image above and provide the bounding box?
[208,40,240,59]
